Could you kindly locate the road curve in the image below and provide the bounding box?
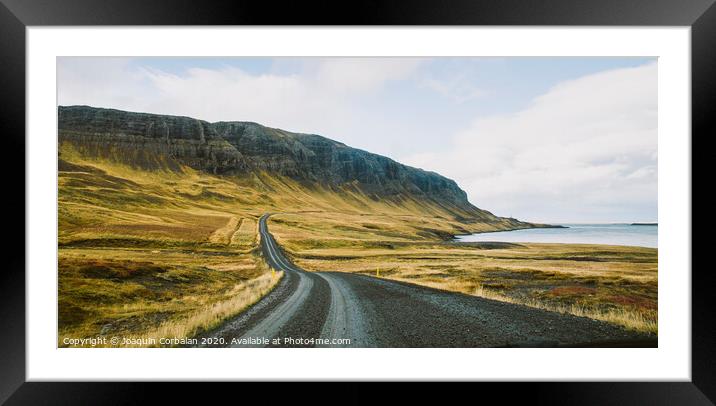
[198,214,656,348]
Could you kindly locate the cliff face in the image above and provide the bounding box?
[58,106,487,216]
[212,121,471,207]
[58,106,248,174]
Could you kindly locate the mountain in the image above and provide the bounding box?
[58,105,535,237]
[212,121,471,208]
[58,105,248,174]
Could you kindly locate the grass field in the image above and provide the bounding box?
[58,140,658,343]
[268,213,658,334]
[58,246,283,347]
[58,142,283,347]
[59,141,518,346]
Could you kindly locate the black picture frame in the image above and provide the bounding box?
[1,0,712,404]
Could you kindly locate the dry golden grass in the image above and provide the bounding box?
[57,246,284,345]
[230,218,257,248]
[60,142,506,346]
[395,278,657,334]
[58,140,527,346]
[270,213,658,334]
[61,269,283,348]
[209,216,241,245]
[59,141,507,249]
[59,140,658,340]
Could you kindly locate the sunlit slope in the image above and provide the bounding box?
[58,105,541,244]
[58,144,533,248]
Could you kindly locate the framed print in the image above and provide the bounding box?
[2,0,713,404]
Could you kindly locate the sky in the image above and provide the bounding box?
[57,57,657,223]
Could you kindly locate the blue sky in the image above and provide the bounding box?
[110,57,653,156]
[58,57,657,223]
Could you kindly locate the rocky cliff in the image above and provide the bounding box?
[58,106,494,218]
[212,121,472,207]
[58,106,248,174]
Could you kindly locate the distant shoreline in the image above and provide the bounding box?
[631,223,658,226]
[452,223,567,239]
[452,223,658,248]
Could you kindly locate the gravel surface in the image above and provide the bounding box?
[198,214,656,348]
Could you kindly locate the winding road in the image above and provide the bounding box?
[198,214,656,347]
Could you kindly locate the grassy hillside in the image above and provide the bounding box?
[58,140,531,346]
[58,132,657,341]
[58,142,276,346]
[59,139,529,247]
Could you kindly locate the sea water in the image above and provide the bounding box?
[455,224,657,248]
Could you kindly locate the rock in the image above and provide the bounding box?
[212,120,480,211]
[57,105,519,222]
[58,106,248,174]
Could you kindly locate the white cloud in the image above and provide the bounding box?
[311,58,424,94]
[58,57,424,129]
[58,57,657,222]
[402,62,657,223]
[57,58,154,109]
[422,74,487,103]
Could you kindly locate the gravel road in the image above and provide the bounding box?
[198,214,656,348]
